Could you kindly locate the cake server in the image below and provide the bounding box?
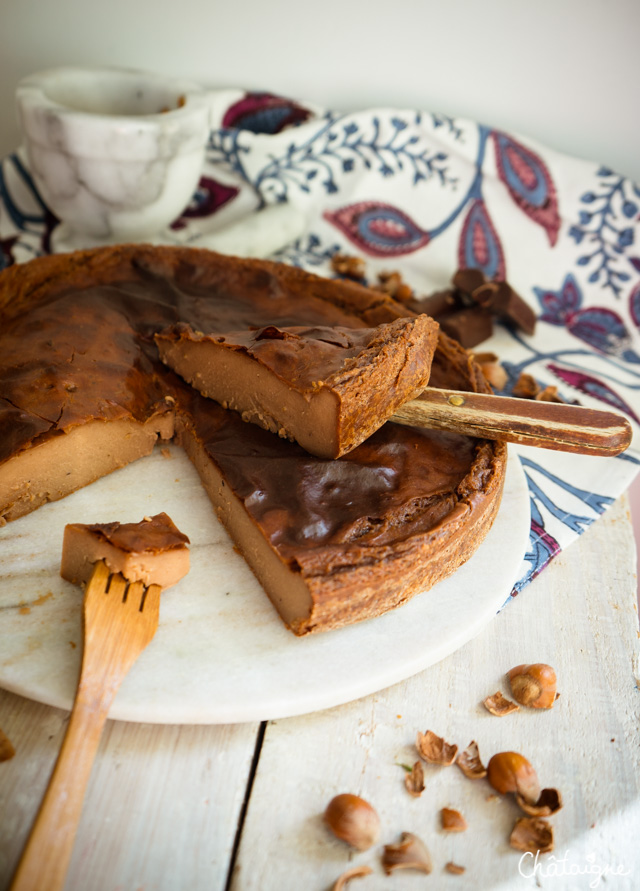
[392,388,633,457]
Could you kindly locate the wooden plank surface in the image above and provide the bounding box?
[0,702,260,891]
[231,494,640,890]
[0,495,638,891]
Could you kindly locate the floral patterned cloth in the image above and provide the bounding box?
[2,89,639,597]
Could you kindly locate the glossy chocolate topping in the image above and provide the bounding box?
[68,512,190,555]
[0,246,496,565]
[182,391,492,561]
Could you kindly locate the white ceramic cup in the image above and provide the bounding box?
[16,67,213,241]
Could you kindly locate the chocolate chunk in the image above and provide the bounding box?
[479,281,536,335]
[437,306,494,349]
[453,268,536,336]
[453,268,486,297]
[469,282,501,308]
[408,289,461,318]
[406,267,534,351]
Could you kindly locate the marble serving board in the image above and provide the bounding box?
[0,443,530,724]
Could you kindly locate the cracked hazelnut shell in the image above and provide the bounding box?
[382,832,432,875]
[416,730,458,765]
[456,740,487,779]
[510,816,554,854]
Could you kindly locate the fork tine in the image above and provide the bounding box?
[139,583,161,613]
[123,579,143,607]
[84,564,158,610]
[85,558,109,591]
[105,573,127,600]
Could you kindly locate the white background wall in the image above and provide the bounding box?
[1,0,639,181]
[1,0,640,576]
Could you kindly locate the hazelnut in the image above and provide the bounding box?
[324,793,380,851]
[416,730,458,765]
[331,865,373,890]
[456,740,487,779]
[381,832,432,875]
[507,663,557,709]
[487,752,541,805]
[483,691,520,716]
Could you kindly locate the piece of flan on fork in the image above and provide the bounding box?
[60,512,190,589]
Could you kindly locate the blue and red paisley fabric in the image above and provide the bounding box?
[1,89,639,599]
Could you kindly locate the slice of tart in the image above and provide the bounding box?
[60,512,190,589]
[155,315,439,459]
[174,389,504,634]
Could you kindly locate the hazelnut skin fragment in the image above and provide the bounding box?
[376,270,413,302]
[487,752,541,805]
[473,352,509,391]
[404,760,425,797]
[483,691,520,717]
[456,740,487,779]
[510,817,554,854]
[441,807,468,832]
[331,865,373,890]
[324,794,380,851]
[445,862,466,875]
[382,832,432,875]
[513,372,540,399]
[507,663,557,709]
[516,787,563,817]
[331,253,366,281]
[536,386,565,403]
[416,730,458,765]
[0,728,15,762]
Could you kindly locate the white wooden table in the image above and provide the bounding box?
[1,494,638,891]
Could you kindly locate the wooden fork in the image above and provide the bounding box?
[10,561,162,891]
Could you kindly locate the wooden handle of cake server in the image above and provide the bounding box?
[391,387,633,456]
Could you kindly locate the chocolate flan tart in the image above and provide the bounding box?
[0,245,507,635]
